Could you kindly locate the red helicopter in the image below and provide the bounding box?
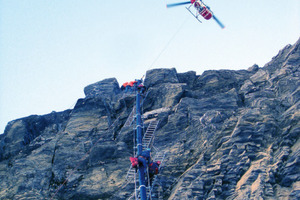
[167,0,225,29]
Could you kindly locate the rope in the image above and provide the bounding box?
[146,167,151,198]
[133,115,136,157]
[146,16,189,73]
[67,100,77,111]
[51,53,172,199]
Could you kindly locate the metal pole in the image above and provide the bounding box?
[136,88,147,200]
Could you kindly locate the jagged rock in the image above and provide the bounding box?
[84,78,121,100]
[0,38,299,200]
[65,97,112,135]
[0,110,71,161]
[188,69,256,102]
[264,38,300,74]
[177,71,197,89]
[144,68,179,88]
[143,83,186,112]
[247,64,259,72]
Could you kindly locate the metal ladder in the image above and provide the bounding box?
[126,120,159,182]
[127,150,167,200]
[142,120,159,150]
[147,151,167,200]
[124,105,136,127]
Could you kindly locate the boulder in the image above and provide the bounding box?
[177,70,197,88]
[144,68,179,88]
[84,78,121,99]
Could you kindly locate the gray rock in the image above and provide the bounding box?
[177,70,197,88]
[144,68,179,88]
[0,38,299,200]
[0,110,71,161]
[84,77,121,99]
[143,83,186,111]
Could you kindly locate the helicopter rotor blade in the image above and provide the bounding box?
[212,15,225,29]
[166,1,191,8]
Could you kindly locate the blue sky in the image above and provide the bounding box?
[0,0,299,134]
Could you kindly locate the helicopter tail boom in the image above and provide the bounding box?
[212,15,225,29]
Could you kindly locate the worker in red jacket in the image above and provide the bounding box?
[147,161,161,186]
[129,81,137,87]
[121,82,129,91]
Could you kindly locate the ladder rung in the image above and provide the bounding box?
[145,131,154,134]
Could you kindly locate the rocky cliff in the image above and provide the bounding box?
[0,38,299,200]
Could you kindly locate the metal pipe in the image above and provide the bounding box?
[136,89,147,200]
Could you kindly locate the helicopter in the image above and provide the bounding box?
[167,0,225,29]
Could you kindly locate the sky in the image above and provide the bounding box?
[0,0,299,134]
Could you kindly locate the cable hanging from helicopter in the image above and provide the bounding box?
[166,0,225,29]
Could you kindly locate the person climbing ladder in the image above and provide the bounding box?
[147,160,161,186]
[130,148,161,187]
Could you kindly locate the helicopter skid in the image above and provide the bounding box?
[186,7,202,23]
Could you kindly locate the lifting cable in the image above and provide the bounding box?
[139,13,187,104]
[50,16,189,200]
[138,16,188,118]
[142,15,190,80]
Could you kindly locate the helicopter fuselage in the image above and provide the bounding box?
[166,0,225,28]
[193,0,212,20]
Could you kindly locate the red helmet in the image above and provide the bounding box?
[156,161,161,165]
[191,0,196,3]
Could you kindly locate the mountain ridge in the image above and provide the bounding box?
[0,38,299,199]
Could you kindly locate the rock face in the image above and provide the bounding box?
[0,38,299,200]
[84,78,121,100]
